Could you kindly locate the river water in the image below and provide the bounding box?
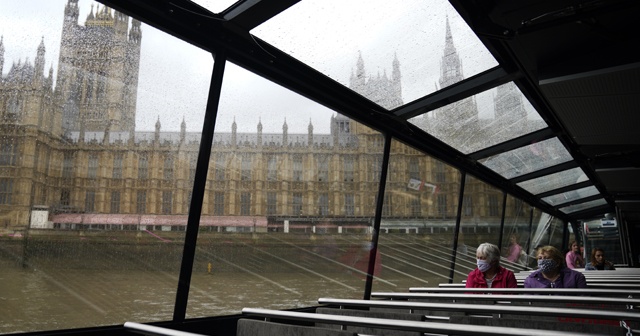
[0,233,466,334]
[0,265,372,334]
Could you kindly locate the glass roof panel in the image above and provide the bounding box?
[190,0,239,14]
[252,0,498,110]
[542,186,599,206]
[517,167,588,195]
[559,198,608,214]
[479,137,572,179]
[409,82,547,154]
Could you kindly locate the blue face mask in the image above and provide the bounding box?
[537,258,558,273]
[477,259,492,273]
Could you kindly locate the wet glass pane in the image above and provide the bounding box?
[500,195,532,272]
[252,0,498,110]
[409,82,547,154]
[190,0,239,14]
[479,137,572,179]
[517,167,588,195]
[559,198,608,214]
[531,214,565,251]
[453,175,502,282]
[0,0,212,333]
[541,186,599,206]
[186,62,384,318]
[372,139,461,291]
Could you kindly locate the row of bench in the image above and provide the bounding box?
[126,269,640,336]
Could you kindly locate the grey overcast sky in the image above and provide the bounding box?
[0,0,503,134]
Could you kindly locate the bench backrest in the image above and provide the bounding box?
[237,318,356,336]
[241,308,604,336]
[449,315,630,335]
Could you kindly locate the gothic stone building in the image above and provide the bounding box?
[0,1,532,234]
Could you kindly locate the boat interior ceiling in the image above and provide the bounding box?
[99,0,640,227]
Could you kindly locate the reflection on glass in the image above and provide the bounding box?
[517,167,588,195]
[253,0,497,110]
[524,208,544,267]
[187,62,384,318]
[531,214,565,251]
[542,186,599,206]
[373,140,461,291]
[453,175,502,282]
[479,137,572,179]
[559,198,607,214]
[0,1,212,333]
[501,195,531,271]
[410,82,547,154]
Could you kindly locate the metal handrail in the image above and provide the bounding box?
[370,292,640,305]
[317,298,640,321]
[124,322,207,336]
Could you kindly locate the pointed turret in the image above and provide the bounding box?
[34,37,46,85]
[257,118,263,147]
[308,118,314,146]
[88,4,95,21]
[231,118,237,146]
[282,118,288,147]
[349,51,366,93]
[439,16,464,89]
[392,52,402,100]
[180,117,186,143]
[154,116,161,142]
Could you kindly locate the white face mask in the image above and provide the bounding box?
[477,259,492,273]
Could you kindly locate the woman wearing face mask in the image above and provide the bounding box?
[524,245,587,288]
[466,242,517,288]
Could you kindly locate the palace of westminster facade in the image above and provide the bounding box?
[0,1,541,232]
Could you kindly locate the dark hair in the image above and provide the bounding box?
[590,247,605,265]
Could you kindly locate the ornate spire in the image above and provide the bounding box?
[350,51,366,91]
[231,117,237,146]
[439,16,464,89]
[308,118,314,146]
[257,118,263,147]
[282,118,288,147]
[155,116,161,143]
[180,117,186,143]
[34,37,46,84]
[88,4,95,20]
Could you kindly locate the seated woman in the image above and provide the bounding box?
[466,242,517,288]
[524,245,587,288]
[505,234,523,263]
[565,240,585,269]
[585,248,615,270]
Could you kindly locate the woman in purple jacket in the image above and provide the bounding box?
[524,245,587,288]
